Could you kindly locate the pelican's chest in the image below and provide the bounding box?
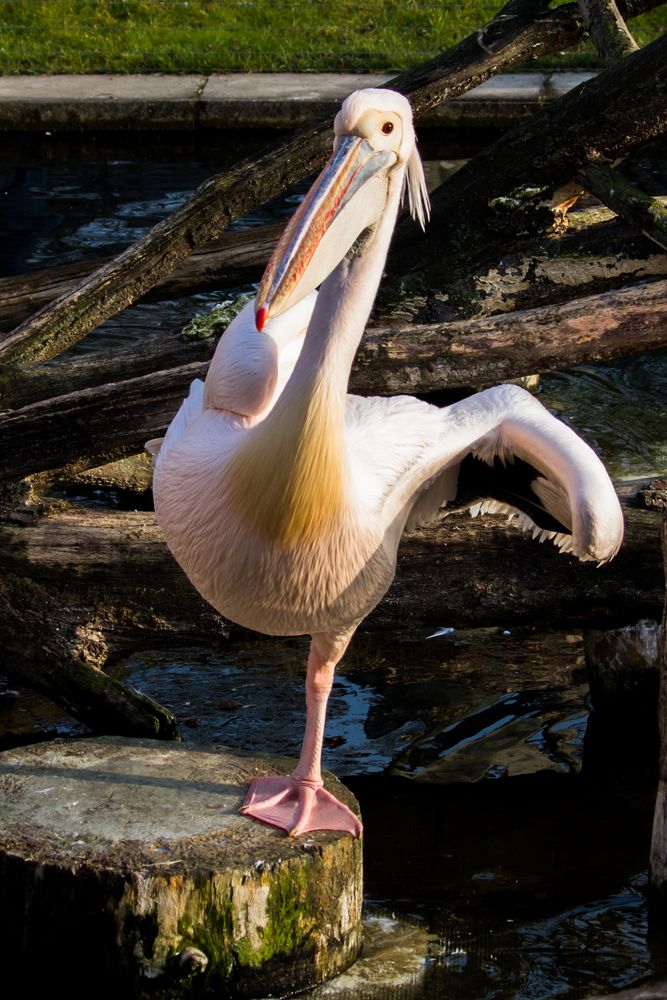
[155,466,391,637]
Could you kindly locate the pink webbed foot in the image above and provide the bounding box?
[240,775,362,838]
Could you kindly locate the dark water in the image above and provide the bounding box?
[1,130,666,998]
[1,626,661,999]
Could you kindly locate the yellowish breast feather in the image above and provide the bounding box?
[227,381,345,547]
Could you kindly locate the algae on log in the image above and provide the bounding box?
[0,737,363,997]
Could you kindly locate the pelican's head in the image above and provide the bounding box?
[255,88,429,331]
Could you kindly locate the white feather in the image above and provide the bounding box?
[403,145,431,231]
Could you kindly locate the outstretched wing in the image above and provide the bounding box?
[348,383,623,564]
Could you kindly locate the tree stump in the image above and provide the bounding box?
[583,619,661,722]
[0,736,363,997]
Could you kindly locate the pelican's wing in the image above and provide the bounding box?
[148,377,206,467]
[348,383,623,564]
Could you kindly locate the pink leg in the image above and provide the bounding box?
[241,639,362,837]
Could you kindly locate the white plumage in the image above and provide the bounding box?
[152,89,623,837]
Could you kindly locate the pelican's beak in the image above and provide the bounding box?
[255,135,396,331]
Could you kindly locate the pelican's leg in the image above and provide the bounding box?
[241,640,362,837]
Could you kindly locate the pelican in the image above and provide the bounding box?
[151,89,623,838]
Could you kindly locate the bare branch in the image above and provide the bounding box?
[578,160,667,251]
[578,0,639,65]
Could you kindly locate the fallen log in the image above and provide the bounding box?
[354,278,667,397]
[393,31,667,285]
[385,490,663,630]
[1,279,665,477]
[382,200,667,323]
[0,490,662,662]
[0,482,661,733]
[0,0,661,364]
[0,225,281,332]
[0,332,211,412]
[3,199,666,347]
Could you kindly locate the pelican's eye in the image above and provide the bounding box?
[381,121,394,135]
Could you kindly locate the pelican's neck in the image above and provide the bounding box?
[228,171,404,547]
[291,169,404,399]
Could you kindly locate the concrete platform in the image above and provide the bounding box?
[0,70,596,131]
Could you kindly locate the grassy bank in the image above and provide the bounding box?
[0,0,665,75]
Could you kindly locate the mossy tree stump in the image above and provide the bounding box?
[0,737,362,997]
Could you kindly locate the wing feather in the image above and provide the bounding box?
[348,383,623,564]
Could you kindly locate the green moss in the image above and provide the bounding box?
[175,880,236,976]
[263,864,312,956]
[180,296,252,342]
[237,863,313,968]
[128,844,360,994]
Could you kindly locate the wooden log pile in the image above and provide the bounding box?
[0,0,666,744]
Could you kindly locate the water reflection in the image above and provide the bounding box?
[539,355,667,481]
[355,770,658,1000]
[427,874,652,999]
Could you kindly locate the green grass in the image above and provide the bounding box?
[0,0,665,75]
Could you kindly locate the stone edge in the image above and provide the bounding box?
[0,71,596,131]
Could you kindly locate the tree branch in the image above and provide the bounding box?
[0,0,662,365]
[578,0,639,65]
[578,160,667,251]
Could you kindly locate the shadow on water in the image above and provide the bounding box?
[352,774,659,1000]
